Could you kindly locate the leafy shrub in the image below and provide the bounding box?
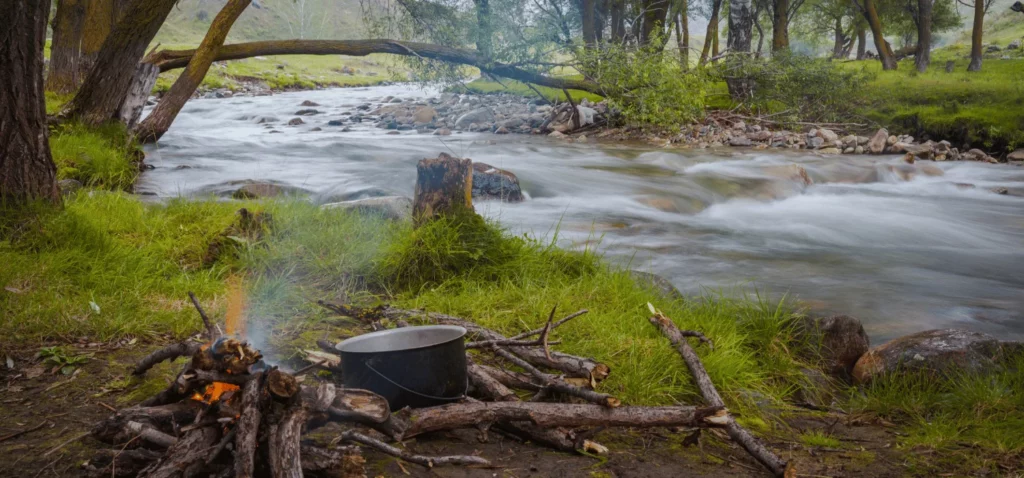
[717,53,874,124]
[576,42,708,128]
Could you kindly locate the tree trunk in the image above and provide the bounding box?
[915,0,932,72]
[832,18,846,58]
[582,0,598,46]
[712,17,720,58]
[856,24,867,59]
[117,62,160,129]
[728,0,754,53]
[412,153,474,226]
[80,0,118,77]
[640,0,671,46]
[861,0,897,70]
[0,0,60,206]
[63,0,178,125]
[772,0,790,52]
[610,0,625,42]
[596,0,609,42]
[135,0,252,143]
[968,0,984,71]
[46,0,87,94]
[473,0,493,57]
[148,40,604,94]
[675,13,689,68]
[700,0,723,65]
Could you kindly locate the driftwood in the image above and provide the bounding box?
[401,401,726,438]
[647,305,789,477]
[490,346,619,407]
[412,153,474,226]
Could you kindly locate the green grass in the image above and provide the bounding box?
[49,122,142,190]
[799,429,842,448]
[462,78,604,104]
[0,193,242,343]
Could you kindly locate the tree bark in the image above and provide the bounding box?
[712,17,720,57]
[582,0,598,46]
[856,24,867,59]
[676,11,690,68]
[832,18,846,58]
[728,0,754,53]
[640,0,671,46]
[473,0,493,56]
[117,62,161,129]
[80,0,120,78]
[135,0,252,143]
[413,153,474,226]
[46,0,87,94]
[860,0,897,70]
[147,40,603,95]
[610,0,625,42]
[0,0,60,206]
[700,0,723,65]
[63,0,179,125]
[915,0,933,72]
[968,0,984,71]
[772,0,790,52]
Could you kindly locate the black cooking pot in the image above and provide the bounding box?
[336,325,468,410]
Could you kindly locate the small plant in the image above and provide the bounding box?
[37,346,89,375]
[799,429,842,449]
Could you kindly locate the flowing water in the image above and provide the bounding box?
[140,85,1024,342]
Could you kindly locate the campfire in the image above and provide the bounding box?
[83,292,789,477]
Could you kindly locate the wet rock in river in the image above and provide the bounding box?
[630,271,684,301]
[413,106,436,124]
[867,128,888,154]
[797,315,870,381]
[455,107,496,129]
[472,162,524,202]
[300,100,320,107]
[852,328,1017,384]
[295,109,320,116]
[287,117,304,126]
[1007,149,1024,161]
[320,196,413,221]
[231,181,309,199]
[327,120,344,126]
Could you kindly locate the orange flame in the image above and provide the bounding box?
[192,382,240,403]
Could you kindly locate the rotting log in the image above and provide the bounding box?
[412,153,474,226]
[145,40,602,95]
[647,305,789,476]
[401,401,726,439]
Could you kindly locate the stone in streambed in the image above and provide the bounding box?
[797,315,869,381]
[630,270,684,301]
[852,328,1018,384]
[472,162,524,202]
[287,117,304,126]
[320,196,413,221]
[299,100,320,107]
[867,128,888,154]
[295,109,320,116]
[231,181,309,199]
[454,107,496,129]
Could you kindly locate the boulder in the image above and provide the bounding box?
[320,196,413,221]
[472,162,524,202]
[816,128,839,143]
[797,315,869,381]
[818,147,841,154]
[867,128,888,154]
[231,182,307,199]
[413,106,437,124]
[327,119,344,126]
[287,117,304,126]
[807,136,825,149]
[494,126,510,134]
[295,109,320,116]
[1009,40,1021,50]
[455,107,496,128]
[1007,149,1024,161]
[433,128,452,136]
[630,271,684,301]
[852,329,1015,384]
[548,131,567,138]
[729,136,753,147]
[59,178,83,196]
[299,100,320,107]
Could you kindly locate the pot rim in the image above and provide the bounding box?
[335,325,467,354]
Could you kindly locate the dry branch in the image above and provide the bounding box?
[342,430,491,468]
[133,341,202,376]
[188,291,219,339]
[647,305,788,476]
[491,346,619,407]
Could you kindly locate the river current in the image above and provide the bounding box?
[140,85,1024,342]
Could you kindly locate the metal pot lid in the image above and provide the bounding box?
[336,325,467,354]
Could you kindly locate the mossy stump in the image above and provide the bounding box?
[413,153,474,227]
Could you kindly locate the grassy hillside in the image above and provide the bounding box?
[154,0,366,45]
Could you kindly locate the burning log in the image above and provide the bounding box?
[647,304,790,477]
[268,368,300,400]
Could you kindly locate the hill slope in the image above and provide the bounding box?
[155,0,367,45]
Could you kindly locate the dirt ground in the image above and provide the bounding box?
[1,343,911,478]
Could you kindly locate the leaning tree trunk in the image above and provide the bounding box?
[46,0,87,94]
[832,19,846,58]
[915,0,933,72]
[135,0,252,142]
[728,0,754,53]
[968,0,984,71]
[700,0,723,65]
[0,0,60,206]
[63,0,178,125]
[856,24,867,59]
[79,0,118,78]
[861,0,897,70]
[412,154,474,226]
[772,0,790,52]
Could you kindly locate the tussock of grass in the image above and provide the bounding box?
[0,193,242,343]
[848,353,1024,454]
[799,429,842,448]
[49,122,141,190]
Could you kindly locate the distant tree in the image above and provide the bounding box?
[729,0,756,53]
[1,0,60,205]
[855,0,897,69]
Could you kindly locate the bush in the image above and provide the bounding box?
[717,53,874,125]
[577,42,708,128]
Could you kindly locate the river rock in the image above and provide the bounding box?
[327,119,344,126]
[867,128,888,154]
[455,107,496,128]
[59,178,83,195]
[472,162,524,202]
[494,126,510,134]
[797,315,869,381]
[320,196,412,221]
[231,182,307,199]
[1007,149,1024,161]
[807,136,825,149]
[433,128,451,136]
[549,131,567,138]
[852,329,1015,384]
[729,136,753,147]
[288,117,304,126]
[818,147,841,154]
[1009,40,1021,50]
[299,100,320,107]
[295,109,320,116]
[413,106,437,124]
[816,128,839,143]
[630,271,684,301]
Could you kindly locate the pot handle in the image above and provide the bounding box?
[365,359,468,402]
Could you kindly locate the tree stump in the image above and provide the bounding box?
[413,153,474,227]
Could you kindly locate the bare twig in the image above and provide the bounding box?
[491,346,620,407]
[342,430,491,468]
[188,291,218,339]
[0,421,48,442]
[509,309,589,340]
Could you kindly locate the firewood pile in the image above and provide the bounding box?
[84,295,789,477]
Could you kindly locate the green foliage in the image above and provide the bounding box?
[719,53,873,125]
[577,42,708,127]
[49,122,141,190]
[45,92,73,116]
[461,78,604,104]
[799,429,842,448]
[37,346,89,375]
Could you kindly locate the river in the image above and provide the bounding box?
[139,85,1024,342]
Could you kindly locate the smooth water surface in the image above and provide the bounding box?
[140,86,1024,341]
